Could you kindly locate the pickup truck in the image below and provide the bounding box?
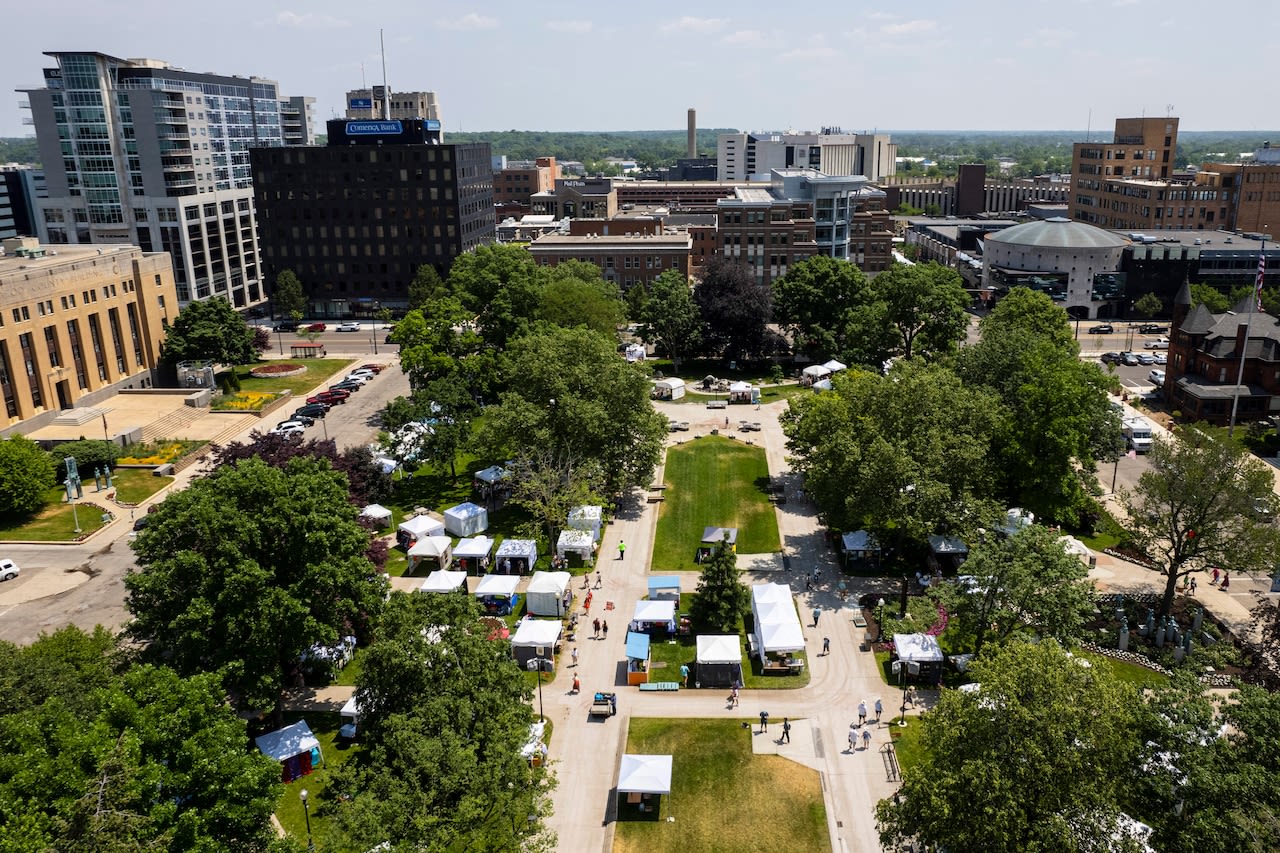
[589,692,617,718]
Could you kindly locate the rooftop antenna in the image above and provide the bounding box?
[380,28,390,121]
[1166,103,1175,118]
[1086,109,1091,142]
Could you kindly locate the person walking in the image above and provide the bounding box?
[571,647,579,667]
[1190,577,1198,595]
[1212,566,1220,585]
[758,710,769,733]
[861,728,872,750]
[874,697,883,723]
[781,718,791,744]
[617,541,626,560]
[1221,571,1230,590]
[595,571,602,589]
[680,664,690,687]
[572,674,581,693]
[848,724,857,752]
[731,684,740,707]
[812,607,821,627]
[857,700,867,727]
[592,618,601,639]
[602,619,609,639]
[822,637,830,656]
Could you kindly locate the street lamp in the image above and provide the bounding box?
[875,598,886,643]
[896,660,919,727]
[299,788,315,851]
[527,647,552,721]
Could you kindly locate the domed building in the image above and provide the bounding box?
[982,217,1130,319]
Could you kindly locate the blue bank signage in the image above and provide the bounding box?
[346,120,403,135]
[424,119,441,131]
[348,97,373,109]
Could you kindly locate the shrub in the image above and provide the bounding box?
[0,436,55,517]
[53,439,120,483]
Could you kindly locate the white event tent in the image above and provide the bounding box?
[418,569,467,594]
[751,583,805,654]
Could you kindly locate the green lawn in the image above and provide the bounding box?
[0,487,110,541]
[233,358,356,398]
[614,718,829,853]
[110,467,173,504]
[272,711,362,849]
[651,436,781,570]
[887,717,925,774]
[1094,654,1170,688]
[1075,508,1128,552]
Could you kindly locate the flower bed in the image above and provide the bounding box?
[117,439,206,466]
[211,391,278,412]
[250,362,307,378]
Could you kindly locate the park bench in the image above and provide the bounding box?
[706,400,728,409]
[762,660,805,675]
[638,681,680,692]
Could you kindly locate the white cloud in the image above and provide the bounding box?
[880,19,937,36]
[661,16,727,34]
[546,20,592,33]
[439,13,498,31]
[779,38,839,63]
[722,29,764,46]
[267,11,350,28]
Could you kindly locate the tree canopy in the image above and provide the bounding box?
[870,262,970,360]
[161,297,256,365]
[689,538,749,634]
[447,244,545,350]
[407,263,446,312]
[537,261,625,337]
[0,435,55,518]
[875,640,1144,853]
[125,456,385,719]
[693,256,774,359]
[638,269,701,370]
[771,255,887,364]
[1121,432,1280,620]
[272,269,306,318]
[207,432,393,507]
[329,593,555,852]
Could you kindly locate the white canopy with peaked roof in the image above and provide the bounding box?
[617,754,673,795]
[418,569,467,594]
[399,514,444,540]
[895,632,944,663]
[696,634,741,665]
[821,359,848,373]
[474,573,519,598]
[751,582,805,654]
[255,721,320,763]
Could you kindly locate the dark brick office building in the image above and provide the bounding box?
[251,118,494,317]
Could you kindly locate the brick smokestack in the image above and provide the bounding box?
[687,108,697,158]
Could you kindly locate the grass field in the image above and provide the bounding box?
[233,358,355,398]
[110,468,173,504]
[272,711,362,848]
[887,717,925,774]
[614,718,829,853]
[651,436,780,570]
[0,487,110,541]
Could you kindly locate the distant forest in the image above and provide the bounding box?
[4,129,1278,180]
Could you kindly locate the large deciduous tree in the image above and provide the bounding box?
[537,260,625,337]
[638,269,701,371]
[693,256,773,360]
[875,640,1144,853]
[207,432,394,506]
[1121,433,1280,621]
[782,361,1004,565]
[0,436,55,518]
[330,593,556,852]
[476,325,668,495]
[689,538,749,634]
[160,296,256,365]
[272,269,307,318]
[868,261,970,360]
[771,255,878,361]
[407,263,446,312]
[125,456,385,719]
[447,244,545,349]
[379,379,479,480]
[935,525,1096,657]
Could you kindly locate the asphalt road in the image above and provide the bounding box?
[0,357,410,645]
[261,323,400,355]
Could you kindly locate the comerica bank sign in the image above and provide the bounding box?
[346,120,403,136]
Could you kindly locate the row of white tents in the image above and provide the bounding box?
[416,569,574,617]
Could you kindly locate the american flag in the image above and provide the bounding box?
[1257,249,1267,312]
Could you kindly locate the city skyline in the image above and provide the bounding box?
[3,0,1279,140]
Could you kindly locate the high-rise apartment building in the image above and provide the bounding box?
[251,118,494,317]
[718,130,897,182]
[18,51,314,308]
[345,87,440,123]
[0,167,47,238]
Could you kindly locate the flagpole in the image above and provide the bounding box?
[1228,235,1267,437]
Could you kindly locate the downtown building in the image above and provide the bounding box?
[251,118,494,317]
[717,130,897,182]
[18,51,315,309]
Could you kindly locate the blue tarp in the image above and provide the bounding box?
[647,576,681,594]
[625,630,651,661]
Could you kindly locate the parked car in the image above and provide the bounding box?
[336,322,360,332]
[269,424,305,438]
[330,382,362,393]
[294,403,329,419]
[358,363,386,374]
[1088,324,1114,334]
[1148,369,1166,385]
[1137,353,1155,365]
[308,389,349,405]
[1143,337,1170,349]
[343,373,372,384]
[1100,352,1122,364]
[274,320,298,332]
[0,559,19,582]
[1152,352,1167,365]
[1139,324,1168,334]
[1121,352,1140,366]
[276,419,309,432]
[287,413,316,426]
[305,322,327,332]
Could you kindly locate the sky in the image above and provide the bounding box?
[4,0,1278,139]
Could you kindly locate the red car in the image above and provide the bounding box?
[305,322,327,332]
[307,389,349,405]
[358,363,386,374]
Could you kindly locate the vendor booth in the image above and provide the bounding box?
[474,572,520,615]
[652,377,686,400]
[631,599,677,635]
[495,538,538,574]
[418,569,467,594]
[617,754,672,817]
[339,696,361,739]
[360,503,392,528]
[556,528,596,567]
[801,364,832,386]
[510,618,563,669]
[474,465,510,489]
[727,381,759,404]
[444,501,489,537]
[696,526,738,562]
[928,534,969,573]
[647,576,681,602]
[520,720,548,767]
[408,536,453,573]
[893,632,944,684]
[998,507,1035,537]
[567,505,604,541]
[453,535,494,574]
[625,630,651,686]
[624,343,646,362]
[526,571,572,616]
[841,530,880,569]
[821,359,848,374]
[397,514,445,548]
[256,720,323,783]
[695,635,743,688]
[751,583,806,672]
